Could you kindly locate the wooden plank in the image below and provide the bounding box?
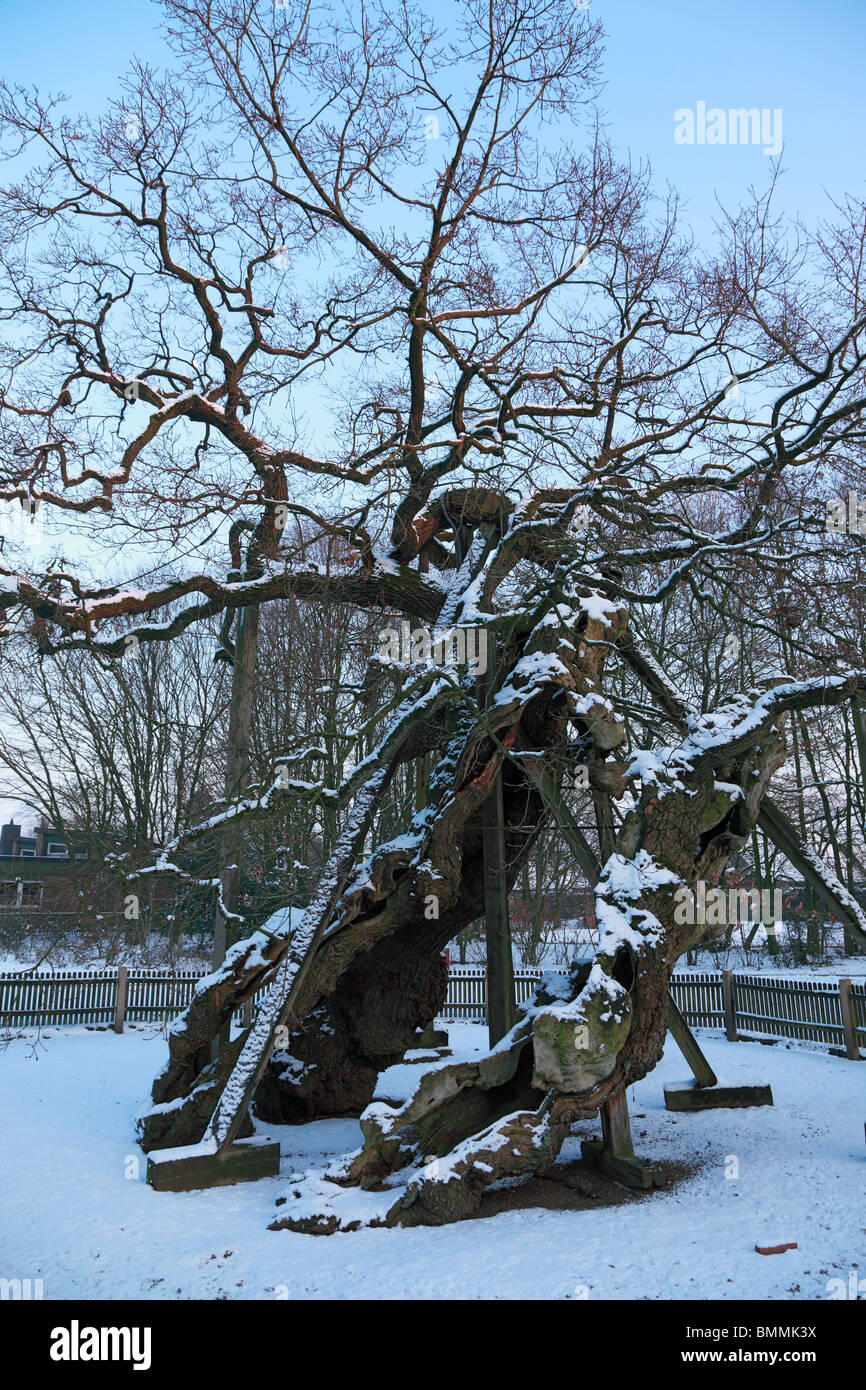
[667,993,718,1087]
[582,1093,661,1191]
[478,639,516,1048]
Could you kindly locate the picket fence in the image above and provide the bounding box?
[0,963,863,1057]
[0,967,203,1029]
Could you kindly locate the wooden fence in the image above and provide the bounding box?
[0,963,863,1058]
[444,967,543,1020]
[443,966,865,1058]
[0,967,206,1030]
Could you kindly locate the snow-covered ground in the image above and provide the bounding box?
[0,1023,863,1300]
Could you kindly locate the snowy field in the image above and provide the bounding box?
[0,1022,863,1301]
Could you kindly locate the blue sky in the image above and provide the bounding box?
[1,0,863,242]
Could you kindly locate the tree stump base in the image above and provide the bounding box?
[579,1139,660,1191]
[664,1079,773,1111]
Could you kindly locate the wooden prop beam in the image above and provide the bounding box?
[667,993,718,1087]
[478,634,516,1047]
[581,1089,659,1190]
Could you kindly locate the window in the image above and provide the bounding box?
[46,843,68,857]
[21,883,42,907]
[18,849,35,858]
[0,882,17,907]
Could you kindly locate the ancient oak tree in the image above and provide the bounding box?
[1,0,865,1224]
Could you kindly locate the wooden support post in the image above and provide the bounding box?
[849,696,866,957]
[758,798,866,950]
[591,786,618,863]
[211,600,261,1063]
[839,978,861,1061]
[663,987,774,1109]
[113,965,128,1035]
[581,1087,659,1189]
[667,992,718,1087]
[480,766,515,1046]
[478,632,515,1048]
[722,969,737,1041]
[516,738,601,885]
[665,1079,773,1110]
[600,1088,634,1158]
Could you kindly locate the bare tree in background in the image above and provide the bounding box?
[0,626,229,960]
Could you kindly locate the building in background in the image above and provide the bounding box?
[0,820,80,909]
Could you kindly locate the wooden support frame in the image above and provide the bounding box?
[211,601,261,1063]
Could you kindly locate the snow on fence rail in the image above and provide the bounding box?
[0,964,863,1058]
